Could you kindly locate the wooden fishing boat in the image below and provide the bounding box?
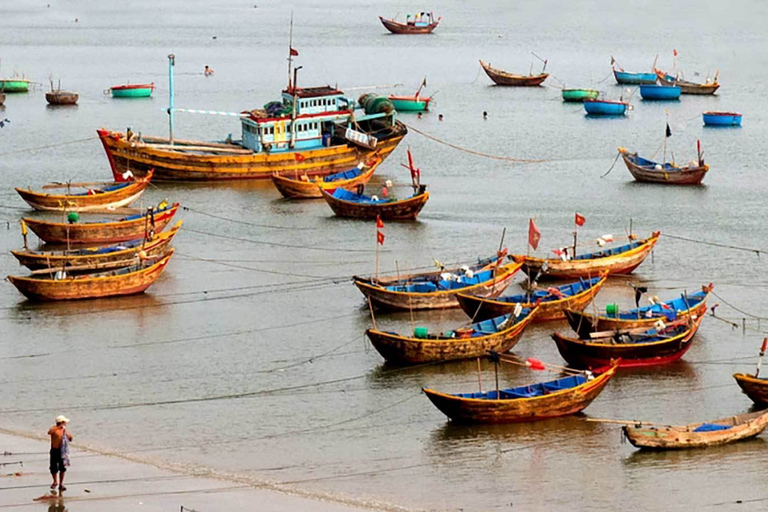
[655,69,719,95]
[583,99,628,116]
[563,284,712,338]
[510,231,659,280]
[366,308,537,365]
[562,89,599,102]
[613,68,657,85]
[354,257,522,310]
[622,410,768,450]
[11,221,181,271]
[703,111,742,126]
[22,202,179,245]
[457,274,607,323]
[320,187,429,220]
[639,85,681,100]
[553,315,703,368]
[479,60,548,86]
[424,363,618,423]
[734,374,768,407]
[109,83,155,98]
[271,155,381,199]
[619,147,708,185]
[16,171,153,212]
[45,90,79,105]
[7,250,174,301]
[379,13,440,34]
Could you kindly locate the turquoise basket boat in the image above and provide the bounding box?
[109,83,155,98]
[639,85,681,100]
[613,69,657,85]
[703,111,742,126]
[388,95,432,112]
[584,99,628,116]
[562,88,599,102]
[0,79,30,93]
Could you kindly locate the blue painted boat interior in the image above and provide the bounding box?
[496,276,600,304]
[608,290,707,320]
[572,238,644,260]
[323,165,363,183]
[71,182,131,196]
[626,153,683,171]
[455,374,587,400]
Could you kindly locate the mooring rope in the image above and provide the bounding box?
[662,233,762,256]
[403,123,548,163]
[0,136,98,157]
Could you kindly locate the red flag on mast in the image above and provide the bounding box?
[377,231,385,245]
[376,215,384,229]
[290,47,299,57]
[575,213,586,226]
[528,218,541,250]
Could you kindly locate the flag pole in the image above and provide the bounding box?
[375,221,379,283]
[287,11,294,89]
[663,110,669,164]
[573,214,578,260]
[756,338,768,378]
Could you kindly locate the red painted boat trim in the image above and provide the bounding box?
[703,111,742,117]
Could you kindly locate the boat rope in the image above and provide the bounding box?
[595,70,614,84]
[171,108,246,117]
[468,64,483,84]
[180,205,315,231]
[175,250,352,280]
[402,123,549,163]
[599,151,622,178]
[0,136,98,157]
[662,233,762,256]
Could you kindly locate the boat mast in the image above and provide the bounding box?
[168,54,175,145]
[287,12,294,89]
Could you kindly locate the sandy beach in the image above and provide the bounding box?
[0,429,391,512]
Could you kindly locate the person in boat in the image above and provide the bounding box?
[204,65,214,76]
[48,415,73,491]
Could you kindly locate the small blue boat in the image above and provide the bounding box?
[613,69,657,85]
[584,99,628,116]
[639,85,681,100]
[703,111,742,126]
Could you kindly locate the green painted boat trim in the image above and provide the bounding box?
[111,88,153,98]
[562,89,599,102]
[389,98,430,112]
[0,79,30,93]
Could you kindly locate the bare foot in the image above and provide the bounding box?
[50,483,57,490]
[59,485,67,491]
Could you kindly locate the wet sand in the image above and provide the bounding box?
[0,429,394,512]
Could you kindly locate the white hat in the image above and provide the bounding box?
[55,415,70,424]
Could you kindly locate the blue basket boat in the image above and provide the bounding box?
[584,99,628,116]
[639,85,681,100]
[703,111,742,126]
[613,69,657,85]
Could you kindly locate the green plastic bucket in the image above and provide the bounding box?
[606,303,619,316]
[414,327,429,339]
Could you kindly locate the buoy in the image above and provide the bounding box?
[654,164,662,170]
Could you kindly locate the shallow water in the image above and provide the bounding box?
[2,1,768,510]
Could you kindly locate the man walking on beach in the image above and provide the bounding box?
[48,416,72,491]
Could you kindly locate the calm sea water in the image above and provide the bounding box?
[2,1,768,510]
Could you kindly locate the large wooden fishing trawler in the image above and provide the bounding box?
[99,42,406,182]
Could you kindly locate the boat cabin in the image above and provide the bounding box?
[240,85,394,154]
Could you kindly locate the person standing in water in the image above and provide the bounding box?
[48,416,72,491]
[204,65,214,76]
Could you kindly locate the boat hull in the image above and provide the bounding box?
[355,262,521,310]
[510,232,659,280]
[0,79,30,92]
[111,84,154,98]
[23,204,179,245]
[366,311,535,365]
[584,100,627,116]
[655,71,719,95]
[271,157,379,199]
[562,89,599,102]
[479,60,548,86]
[563,294,709,338]
[621,151,708,185]
[457,275,607,322]
[16,174,152,212]
[11,222,181,271]
[7,251,173,301]
[45,91,79,105]
[623,411,768,450]
[734,373,768,406]
[553,316,703,368]
[321,189,428,220]
[97,123,406,181]
[379,16,438,34]
[639,85,681,100]
[423,366,617,424]
[703,112,742,126]
[613,70,657,85]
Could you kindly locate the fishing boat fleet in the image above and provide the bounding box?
[3,16,761,455]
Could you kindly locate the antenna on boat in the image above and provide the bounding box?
[168,54,175,145]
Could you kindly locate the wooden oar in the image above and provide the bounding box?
[42,181,114,190]
[587,418,671,427]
